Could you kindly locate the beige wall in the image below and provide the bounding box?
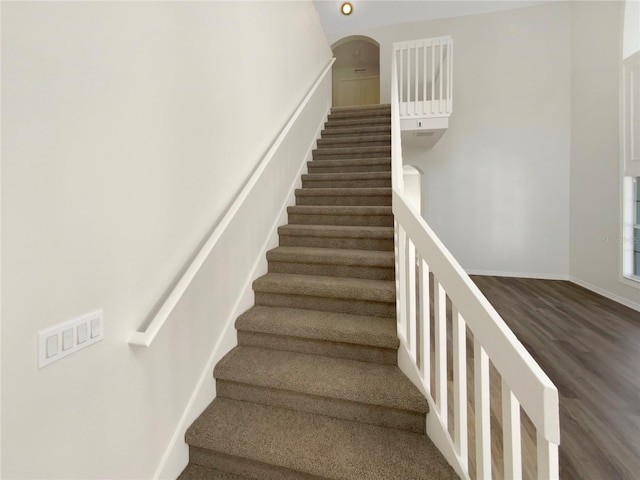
[1,2,331,478]
[332,39,381,106]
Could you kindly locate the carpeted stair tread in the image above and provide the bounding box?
[321,125,391,136]
[295,187,391,197]
[287,205,391,216]
[267,246,393,268]
[324,117,392,128]
[278,224,393,239]
[328,111,391,121]
[301,171,390,182]
[317,134,391,146]
[330,104,391,113]
[235,306,398,349]
[178,464,254,480]
[253,273,395,303]
[313,145,391,156]
[307,157,390,172]
[215,346,428,413]
[186,398,457,480]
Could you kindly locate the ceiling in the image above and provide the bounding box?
[313,0,558,36]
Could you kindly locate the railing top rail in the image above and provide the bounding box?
[393,36,452,50]
[128,58,335,348]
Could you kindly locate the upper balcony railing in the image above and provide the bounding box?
[394,36,453,119]
[391,37,559,479]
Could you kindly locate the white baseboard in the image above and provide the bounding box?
[569,276,640,312]
[154,106,330,480]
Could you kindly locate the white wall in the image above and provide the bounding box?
[1,2,331,478]
[329,2,572,278]
[624,0,640,59]
[570,0,640,309]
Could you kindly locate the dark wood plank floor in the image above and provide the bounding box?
[471,276,640,480]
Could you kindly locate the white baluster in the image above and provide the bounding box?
[423,42,427,115]
[398,226,407,343]
[439,38,444,114]
[418,256,430,391]
[537,433,559,480]
[431,41,435,115]
[448,39,453,113]
[406,47,411,116]
[413,42,420,115]
[502,380,522,480]
[399,47,404,115]
[474,338,491,480]
[406,238,417,361]
[452,306,468,472]
[434,277,447,427]
[394,220,400,320]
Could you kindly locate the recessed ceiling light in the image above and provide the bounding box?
[341,2,353,15]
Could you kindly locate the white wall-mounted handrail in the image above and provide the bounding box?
[391,40,559,479]
[128,58,336,347]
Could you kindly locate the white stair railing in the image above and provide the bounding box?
[394,36,453,118]
[391,41,559,479]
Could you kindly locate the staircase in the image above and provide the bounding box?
[178,104,458,480]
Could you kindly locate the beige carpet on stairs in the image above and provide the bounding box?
[178,104,459,480]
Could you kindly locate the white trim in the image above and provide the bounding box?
[570,276,640,312]
[154,105,331,480]
[465,270,569,281]
[129,58,335,347]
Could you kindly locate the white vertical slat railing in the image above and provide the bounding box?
[391,40,559,479]
[394,37,453,119]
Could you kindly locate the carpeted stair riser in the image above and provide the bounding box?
[188,446,316,480]
[185,399,457,480]
[301,172,391,189]
[307,158,391,174]
[328,111,390,121]
[287,212,393,227]
[317,135,391,148]
[269,260,393,280]
[331,103,391,113]
[217,380,424,434]
[286,205,393,227]
[279,234,393,251]
[313,146,391,160]
[278,225,393,252]
[324,116,392,128]
[321,125,391,136]
[213,346,427,433]
[266,245,394,279]
[178,464,253,480]
[255,292,395,318]
[234,306,398,363]
[236,330,397,365]
[295,188,392,206]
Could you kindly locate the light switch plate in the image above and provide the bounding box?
[38,310,104,368]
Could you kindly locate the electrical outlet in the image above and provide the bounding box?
[38,310,104,368]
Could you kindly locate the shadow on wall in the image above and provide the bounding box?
[332,35,380,107]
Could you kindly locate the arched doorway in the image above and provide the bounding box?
[331,36,380,107]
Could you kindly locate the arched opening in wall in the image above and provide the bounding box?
[331,36,380,107]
